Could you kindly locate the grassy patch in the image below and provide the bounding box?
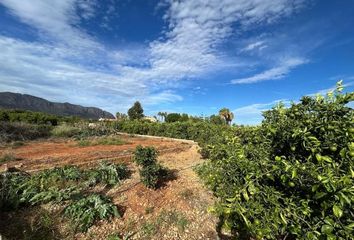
[77,137,126,147]
[0,152,19,163]
[140,210,189,237]
[51,124,80,138]
[11,141,25,148]
[178,189,194,200]
[157,210,189,232]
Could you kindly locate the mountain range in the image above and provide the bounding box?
[0,92,114,119]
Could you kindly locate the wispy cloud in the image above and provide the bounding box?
[231,57,307,84]
[233,99,291,125]
[241,40,268,52]
[0,0,307,114]
[0,0,100,49]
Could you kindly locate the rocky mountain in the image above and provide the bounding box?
[0,92,114,119]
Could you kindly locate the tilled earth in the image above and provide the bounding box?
[0,135,220,240]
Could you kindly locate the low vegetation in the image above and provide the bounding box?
[0,109,79,126]
[0,121,52,143]
[0,162,129,232]
[134,146,169,189]
[0,152,17,163]
[64,194,120,232]
[77,136,126,147]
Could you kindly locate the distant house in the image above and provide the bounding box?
[142,116,158,122]
[98,118,116,122]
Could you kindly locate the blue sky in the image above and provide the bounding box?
[0,0,353,124]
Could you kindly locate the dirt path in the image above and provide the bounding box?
[0,136,219,239]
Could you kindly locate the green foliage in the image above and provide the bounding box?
[165,113,189,123]
[0,152,17,163]
[139,163,167,189]
[64,194,120,232]
[1,163,126,232]
[134,146,168,189]
[219,108,234,125]
[127,101,144,120]
[208,114,226,125]
[0,172,27,210]
[0,121,52,142]
[111,120,232,146]
[51,124,80,137]
[0,109,71,125]
[85,162,129,186]
[197,82,354,239]
[134,145,158,167]
[77,136,125,147]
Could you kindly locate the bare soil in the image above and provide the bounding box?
[0,136,220,240]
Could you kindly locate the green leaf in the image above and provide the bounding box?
[291,169,297,179]
[242,190,249,201]
[321,224,333,234]
[280,212,287,225]
[333,205,343,218]
[322,156,333,163]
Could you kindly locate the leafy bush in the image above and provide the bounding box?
[0,109,81,125]
[85,162,129,186]
[51,124,80,137]
[133,145,158,167]
[139,163,167,189]
[0,122,52,142]
[0,152,17,163]
[64,194,120,232]
[0,172,28,210]
[0,109,60,125]
[197,82,354,239]
[133,146,168,189]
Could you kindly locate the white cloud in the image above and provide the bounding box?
[0,0,100,49]
[0,0,308,114]
[241,40,267,52]
[231,57,307,84]
[233,99,291,125]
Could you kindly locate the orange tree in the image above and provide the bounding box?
[197,81,354,239]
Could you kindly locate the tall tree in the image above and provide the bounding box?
[128,101,144,120]
[116,112,127,120]
[219,108,234,125]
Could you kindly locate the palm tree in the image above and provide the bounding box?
[157,112,167,122]
[219,108,234,125]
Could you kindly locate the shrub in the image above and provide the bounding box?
[197,81,354,239]
[0,152,17,163]
[133,146,168,189]
[133,145,158,167]
[64,194,120,232]
[0,172,28,210]
[51,124,80,137]
[0,122,52,142]
[85,162,129,186]
[139,163,167,189]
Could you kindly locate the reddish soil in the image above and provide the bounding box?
[0,135,190,172]
[0,136,221,240]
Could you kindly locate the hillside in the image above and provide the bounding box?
[0,92,114,119]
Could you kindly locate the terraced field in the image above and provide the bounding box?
[0,135,221,240]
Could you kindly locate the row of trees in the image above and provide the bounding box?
[116,101,235,125]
